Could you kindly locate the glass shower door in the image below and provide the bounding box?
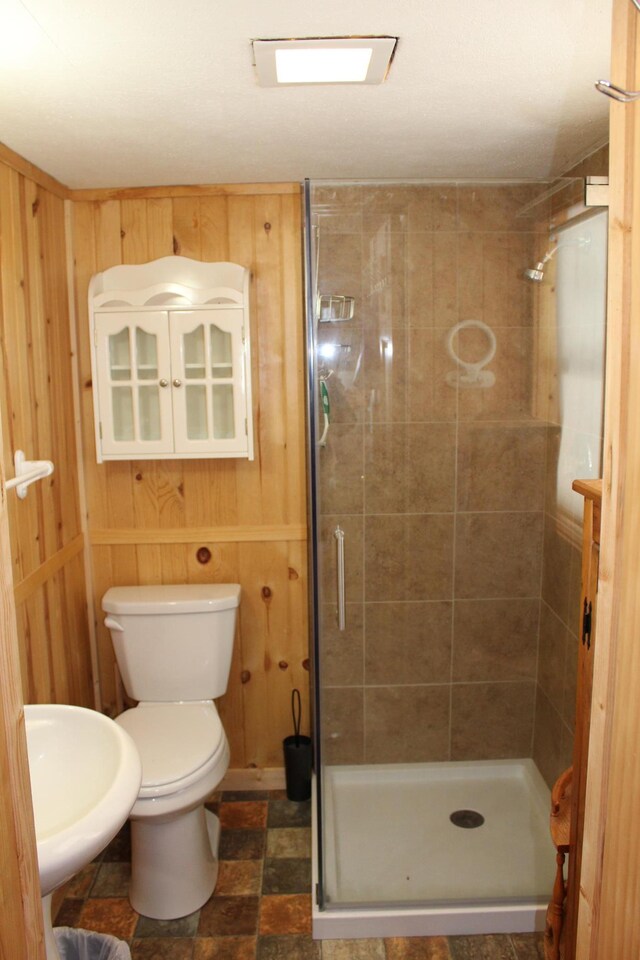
[306,177,607,922]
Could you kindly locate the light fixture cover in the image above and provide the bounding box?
[252,37,397,86]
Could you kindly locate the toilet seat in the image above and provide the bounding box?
[116,702,224,799]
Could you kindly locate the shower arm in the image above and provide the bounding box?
[539,235,591,267]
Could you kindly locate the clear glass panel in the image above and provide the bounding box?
[211,324,233,379]
[108,328,131,381]
[184,325,206,379]
[111,386,134,440]
[186,385,208,439]
[136,328,158,380]
[138,386,161,440]
[212,384,235,438]
[309,178,602,914]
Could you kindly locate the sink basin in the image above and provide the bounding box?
[25,703,141,896]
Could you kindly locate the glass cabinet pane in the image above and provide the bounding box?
[108,328,131,380]
[184,325,206,379]
[212,384,235,438]
[112,387,134,440]
[136,328,159,380]
[186,385,208,439]
[211,325,233,379]
[138,386,161,440]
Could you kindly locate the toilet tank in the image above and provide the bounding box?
[102,584,241,702]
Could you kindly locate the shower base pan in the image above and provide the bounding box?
[312,759,553,939]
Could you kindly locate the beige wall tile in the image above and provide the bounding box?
[451,682,535,760]
[532,687,573,790]
[457,232,535,328]
[320,514,363,605]
[457,423,546,512]
[455,512,543,599]
[365,422,456,515]
[362,231,407,322]
[320,603,364,687]
[317,232,362,303]
[456,326,532,422]
[541,514,574,624]
[319,422,364,515]
[321,687,364,765]
[317,323,364,424]
[407,232,458,328]
[364,685,450,763]
[363,326,409,423]
[365,514,454,602]
[407,328,458,422]
[456,185,541,233]
[365,601,452,685]
[452,599,538,682]
[537,602,569,706]
[313,185,364,234]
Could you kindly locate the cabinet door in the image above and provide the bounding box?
[170,309,250,456]
[95,312,173,457]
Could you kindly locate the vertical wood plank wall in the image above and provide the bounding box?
[70,185,308,771]
[0,154,94,711]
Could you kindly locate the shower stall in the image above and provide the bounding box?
[304,179,608,938]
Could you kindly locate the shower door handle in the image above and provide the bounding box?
[334,525,346,631]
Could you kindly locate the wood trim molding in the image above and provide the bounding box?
[90,525,307,545]
[0,142,69,200]
[13,534,85,606]
[69,183,301,202]
[219,767,286,792]
[0,417,45,959]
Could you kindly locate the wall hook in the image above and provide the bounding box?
[5,450,54,499]
[595,79,640,102]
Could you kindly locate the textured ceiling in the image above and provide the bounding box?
[0,0,612,188]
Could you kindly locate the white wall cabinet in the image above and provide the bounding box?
[89,257,254,461]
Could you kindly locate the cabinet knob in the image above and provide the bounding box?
[159,378,169,388]
[173,378,183,388]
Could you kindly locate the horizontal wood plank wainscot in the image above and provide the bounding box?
[90,526,307,545]
[71,184,310,771]
[0,151,94,711]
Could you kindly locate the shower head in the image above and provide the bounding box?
[524,263,546,283]
[523,234,591,283]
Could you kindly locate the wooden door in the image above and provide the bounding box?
[577,0,640,956]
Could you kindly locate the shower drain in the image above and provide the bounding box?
[450,809,485,829]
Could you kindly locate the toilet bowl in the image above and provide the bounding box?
[102,583,240,920]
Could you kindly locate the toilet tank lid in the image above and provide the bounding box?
[102,584,241,614]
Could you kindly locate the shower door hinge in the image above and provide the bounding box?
[582,598,593,649]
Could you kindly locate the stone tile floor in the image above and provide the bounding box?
[54,790,544,959]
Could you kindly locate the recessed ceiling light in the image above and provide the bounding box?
[252,37,397,87]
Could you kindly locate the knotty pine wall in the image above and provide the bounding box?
[70,185,309,772]
[0,149,94,711]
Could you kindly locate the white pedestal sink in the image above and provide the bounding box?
[24,704,142,960]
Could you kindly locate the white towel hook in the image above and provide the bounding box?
[5,450,54,499]
[445,319,497,389]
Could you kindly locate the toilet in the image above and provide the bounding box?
[102,583,241,920]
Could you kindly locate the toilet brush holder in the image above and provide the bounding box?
[283,689,312,802]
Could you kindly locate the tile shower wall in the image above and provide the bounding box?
[315,183,549,765]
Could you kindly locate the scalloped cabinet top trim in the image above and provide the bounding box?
[89,256,248,309]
